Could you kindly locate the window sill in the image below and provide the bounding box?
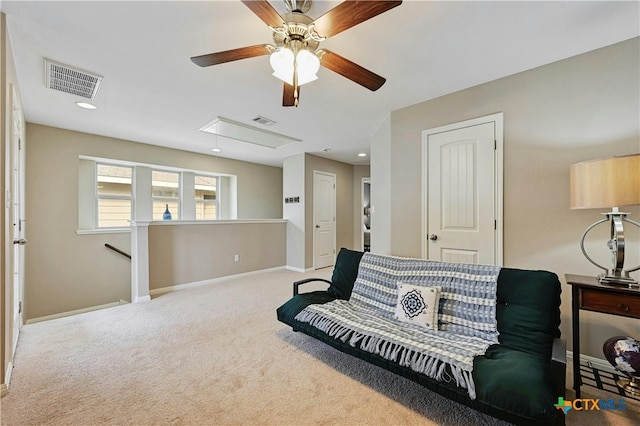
[148,219,287,225]
[76,228,131,235]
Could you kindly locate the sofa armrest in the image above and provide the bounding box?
[551,338,567,395]
[293,278,332,296]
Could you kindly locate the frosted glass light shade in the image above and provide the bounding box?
[295,49,320,85]
[270,48,319,86]
[270,48,295,85]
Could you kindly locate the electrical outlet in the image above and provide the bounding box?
[234,254,239,262]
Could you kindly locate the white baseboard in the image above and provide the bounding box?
[150,266,286,296]
[566,350,617,373]
[25,300,129,325]
[285,265,314,273]
[25,267,292,322]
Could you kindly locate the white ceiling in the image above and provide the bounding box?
[2,1,639,167]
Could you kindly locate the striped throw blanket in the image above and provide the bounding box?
[294,253,501,399]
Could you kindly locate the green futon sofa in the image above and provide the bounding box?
[277,249,566,425]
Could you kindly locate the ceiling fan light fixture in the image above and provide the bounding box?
[270,47,319,86]
[193,0,401,106]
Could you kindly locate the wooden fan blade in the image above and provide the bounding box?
[191,44,272,67]
[318,49,386,91]
[312,1,402,38]
[282,83,300,107]
[241,0,285,28]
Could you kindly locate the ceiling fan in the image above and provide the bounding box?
[191,0,402,107]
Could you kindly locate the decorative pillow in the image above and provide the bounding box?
[394,283,441,330]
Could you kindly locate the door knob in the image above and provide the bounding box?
[429,234,438,241]
[13,239,27,245]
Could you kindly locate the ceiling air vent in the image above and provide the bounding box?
[252,116,277,126]
[44,59,103,99]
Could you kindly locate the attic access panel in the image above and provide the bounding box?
[199,116,301,149]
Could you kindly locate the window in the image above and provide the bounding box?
[152,170,180,220]
[78,156,236,231]
[97,164,132,227]
[195,175,217,220]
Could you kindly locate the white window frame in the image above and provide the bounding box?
[95,162,133,229]
[151,169,181,221]
[194,174,219,221]
[77,156,236,233]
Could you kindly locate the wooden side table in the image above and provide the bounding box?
[565,274,640,399]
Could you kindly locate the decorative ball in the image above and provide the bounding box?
[603,336,640,377]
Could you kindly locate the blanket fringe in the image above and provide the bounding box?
[294,309,478,399]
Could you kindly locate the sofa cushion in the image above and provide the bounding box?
[327,248,365,300]
[394,283,441,330]
[496,268,561,357]
[474,344,557,423]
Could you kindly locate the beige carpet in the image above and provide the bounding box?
[1,268,639,425]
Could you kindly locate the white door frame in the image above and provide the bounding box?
[4,85,25,391]
[361,177,370,251]
[421,112,504,264]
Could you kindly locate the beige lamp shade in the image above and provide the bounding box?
[570,154,640,209]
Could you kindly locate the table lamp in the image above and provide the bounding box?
[570,154,640,286]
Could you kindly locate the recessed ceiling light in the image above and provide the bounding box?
[212,148,221,153]
[323,148,331,152]
[75,102,96,110]
[358,152,367,157]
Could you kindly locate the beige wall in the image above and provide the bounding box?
[25,124,283,320]
[304,154,356,268]
[148,221,286,290]
[386,37,640,358]
[283,154,305,270]
[370,114,391,254]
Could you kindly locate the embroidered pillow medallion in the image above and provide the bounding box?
[394,283,441,330]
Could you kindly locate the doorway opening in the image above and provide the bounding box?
[362,178,371,252]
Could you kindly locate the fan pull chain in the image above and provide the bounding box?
[293,55,300,107]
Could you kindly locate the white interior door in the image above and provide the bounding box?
[8,86,26,370]
[313,171,336,269]
[423,114,503,265]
